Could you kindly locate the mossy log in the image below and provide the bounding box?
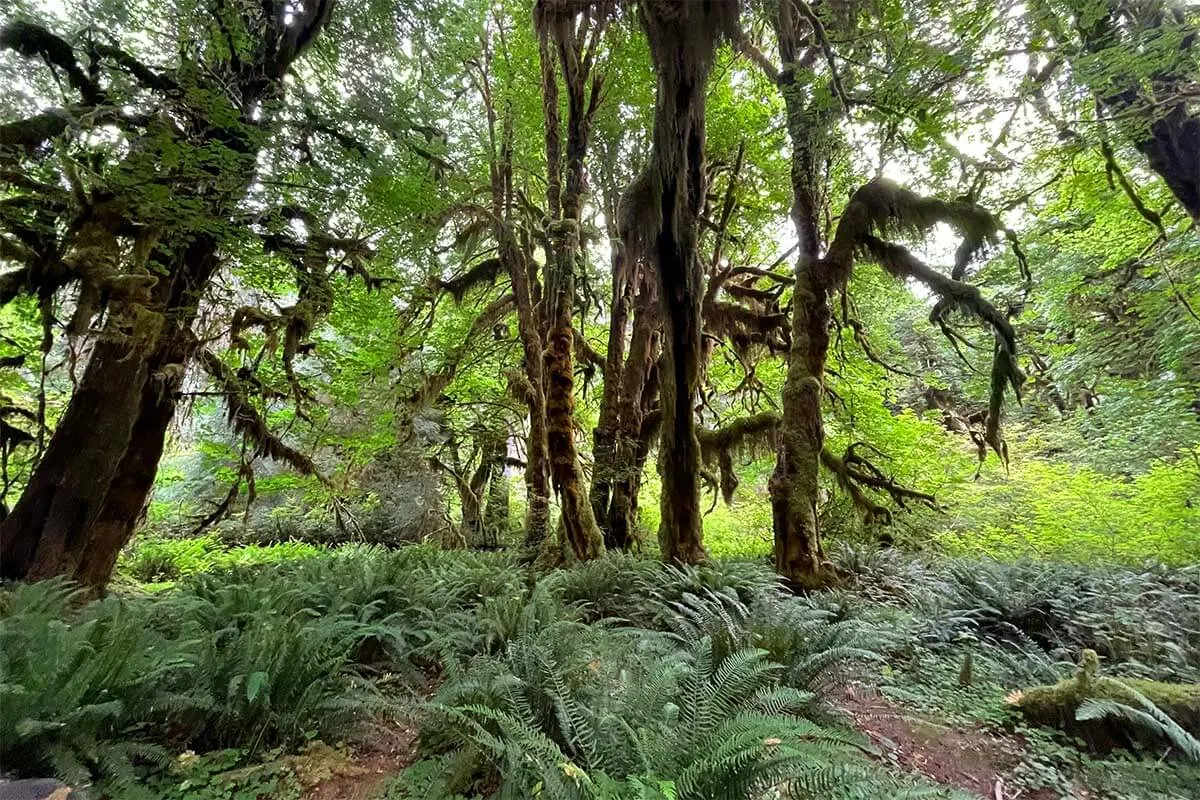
[1010,650,1200,753]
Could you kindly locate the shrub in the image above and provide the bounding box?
[0,546,528,790]
[116,535,322,583]
[421,630,871,799]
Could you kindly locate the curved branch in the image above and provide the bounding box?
[820,444,939,524]
[822,178,1027,466]
[792,0,850,111]
[0,21,102,104]
[698,411,781,504]
[197,349,326,482]
[404,293,515,410]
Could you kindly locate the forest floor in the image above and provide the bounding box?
[303,728,421,800]
[302,687,1056,800]
[837,686,1054,800]
[298,686,1060,800]
[7,544,1198,800]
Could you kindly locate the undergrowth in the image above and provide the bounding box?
[3,544,1197,798]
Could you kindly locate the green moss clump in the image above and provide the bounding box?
[1011,649,1200,750]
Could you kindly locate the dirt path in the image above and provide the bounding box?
[837,684,1056,800]
[302,724,421,800]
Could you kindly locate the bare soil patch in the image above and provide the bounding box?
[837,684,1057,800]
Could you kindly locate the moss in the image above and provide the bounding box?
[1011,650,1200,749]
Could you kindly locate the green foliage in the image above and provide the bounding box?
[418,621,871,799]
[5,542,1198,797]
[0,580,178,792]
[942,450,1200,566]
[0,546,524,788]
[399,554,939,799]
[828,546,1200,684]
[1076,692,1200,762]
[116,535,322,583]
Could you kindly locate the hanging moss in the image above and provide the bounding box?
[697,412,780,505]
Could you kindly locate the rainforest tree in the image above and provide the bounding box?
[0,0,1195,588]
[0,2,336,585]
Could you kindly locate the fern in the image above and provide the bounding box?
[0,580,186,785]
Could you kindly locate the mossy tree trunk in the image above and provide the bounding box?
[592,260,659,550]
[766,6,840,589]
[73,240,221,587]
[483,92,552,556]
[483,469,511,546]
[624,0,739,564]
[590,243,629,543]
[0,330,155,582]
[536,0,607,560]
[0,6,333,589]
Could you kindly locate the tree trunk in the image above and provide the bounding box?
[769,264,830,589]
[483,470,509,546]
[590,245,631,537]
[507,236,552,556]
[543,241,605,560]
[595,272,659,549]
[536,9,605,561]
[472,435,505,550]
[1,235,224,588]
[488,107,550,555]
[0,333,151,581]
[75,237,220,587]
[0,8,331,589]
[768,36,838,588]
[461,488,484,548]
[633,1,738,564]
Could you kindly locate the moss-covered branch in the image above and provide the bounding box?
[820,443,938,524]
[698,411,780,504]
[819,178,1026,465]
[197,349,325,482]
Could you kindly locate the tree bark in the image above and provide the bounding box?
[767,14,840,589]
[590,245,631,540]
[472,435,506,549]
[1,235,223,586]
[536,3,606,560]
[595,271,659,549]
[74,239,219,586]
[629,0,738,564]
[483,469,510,545]
[506,233,552,555]
[543,232,604,559]
[769,264,830,589]
[0,332,151,581]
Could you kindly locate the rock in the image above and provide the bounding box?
[0,780,76,800]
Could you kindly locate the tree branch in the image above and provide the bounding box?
[820,443,938,524]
